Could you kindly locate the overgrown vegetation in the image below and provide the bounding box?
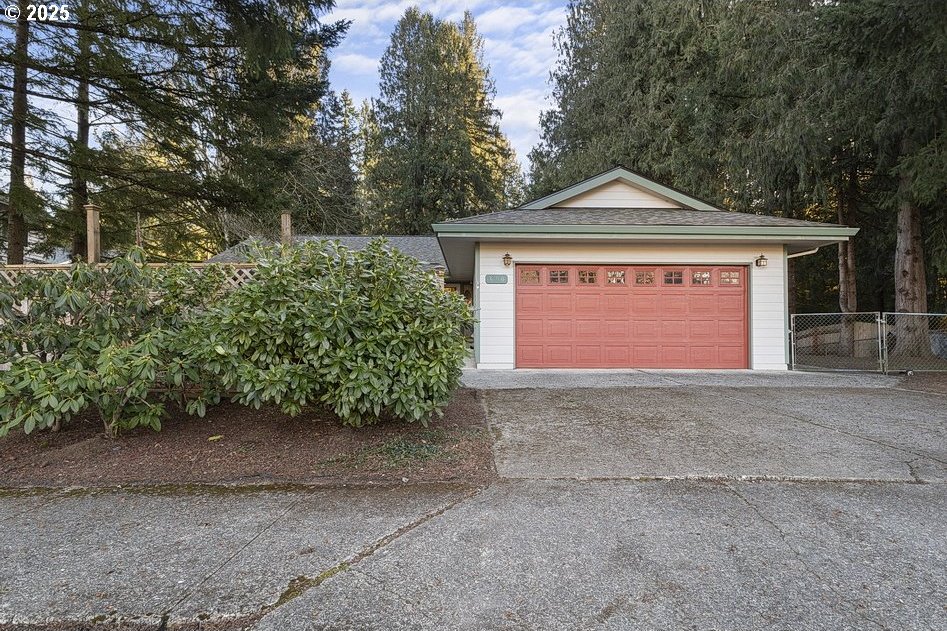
[0,241,472,436]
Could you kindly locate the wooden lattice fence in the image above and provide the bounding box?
[0,262,258,290]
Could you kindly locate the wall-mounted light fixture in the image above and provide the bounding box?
[502,252,512,267]
[755,253,768,268]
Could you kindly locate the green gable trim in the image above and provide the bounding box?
[519,167,721,211]
[432,223,858,238]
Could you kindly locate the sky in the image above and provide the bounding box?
[324,1,569,171]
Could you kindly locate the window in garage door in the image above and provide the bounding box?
[515,264,747,369]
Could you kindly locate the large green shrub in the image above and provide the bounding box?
[0,250,227,436]
[181,239,473,426]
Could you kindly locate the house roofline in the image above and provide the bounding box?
[518,166,724,211]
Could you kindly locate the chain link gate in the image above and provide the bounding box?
[790,312,884,372]
[790,312,947,373]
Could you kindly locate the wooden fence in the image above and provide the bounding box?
[0,262,258,290]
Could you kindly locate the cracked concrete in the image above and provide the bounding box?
[0,484,471,626]
[253,479,946,630]
[2,372,945,630]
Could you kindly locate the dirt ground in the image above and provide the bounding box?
[0,388,494,488]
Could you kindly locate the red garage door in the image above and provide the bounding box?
[515,264,747,368]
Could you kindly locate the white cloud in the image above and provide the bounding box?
[476,5,565,36]
[494,87,553,164]
[333,53,379,75]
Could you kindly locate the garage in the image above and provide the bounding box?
[515,264,747,368]
[433,166,858,370]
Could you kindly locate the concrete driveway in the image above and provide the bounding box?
[1,371,945,630]
[476,371,947,482]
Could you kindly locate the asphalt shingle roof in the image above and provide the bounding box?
[437,207,844,228]
[207,235,445,268]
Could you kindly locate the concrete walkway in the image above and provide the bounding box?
[1,372,945,630]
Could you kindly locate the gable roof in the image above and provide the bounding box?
[206,235,446,269]
[435,207,846,229]
[519,166,722,211]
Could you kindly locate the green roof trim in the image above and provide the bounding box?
[431,223,858,238]
[519,167,721,211]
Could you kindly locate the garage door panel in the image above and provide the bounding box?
[604,320,628,338]
[631,294,659,315]
[544,293,574,314]
[659,294,687,315]
[717,320,745,340]
[515,264,747,368]
[634,320,659,337]
[545,345,573,365]
[575,294,601,313]
[517,345,544,366]
[575,319,601,338]
[516,317,545,339]
[689,319,717,339]
[718,346,746,366]
[603,294,630,315]
[517,293,544,314]
[689,345,716,366]
[633,345,658,364]
[545,319,573,338]
[575,345,602,365]
[717,294,745,314]
[661,320,686,338]
[688,294,717,314]
[660,345,688,366]
[605,346,630,364]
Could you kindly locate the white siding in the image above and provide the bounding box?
[475,242,788,370]
[553,180,681,208]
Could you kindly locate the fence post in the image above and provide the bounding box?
[878,313,887,374]
[84,203,101,264]
[280,212,292,248]
[789,315,795,370]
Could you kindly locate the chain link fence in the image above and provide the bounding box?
[883,313,947,372]
[790,312,947,372]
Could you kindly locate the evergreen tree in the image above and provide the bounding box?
[0,0,347,262]
[530,0,946,313]
[278,90,361,235]
[362,9,522,235]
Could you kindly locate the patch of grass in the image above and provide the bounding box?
[377,430,446,467]
[320,429,450,470]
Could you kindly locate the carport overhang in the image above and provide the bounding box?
[432,225,859,282]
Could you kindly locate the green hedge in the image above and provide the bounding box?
[0,240,473,435]
[181,239,473,427]
[0,250,227,436]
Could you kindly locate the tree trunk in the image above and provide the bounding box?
[837,167,859,357]
[893,178,929,358]
[70,16,92,260]
[6,0,29,265]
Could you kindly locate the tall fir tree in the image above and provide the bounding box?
[361,9,522,235]
[0,0,347,262]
